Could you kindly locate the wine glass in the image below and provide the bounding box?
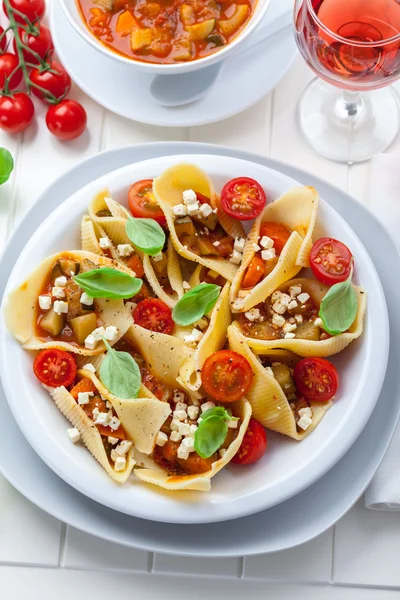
[294,0,400,163]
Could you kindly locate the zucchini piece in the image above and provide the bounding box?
[175,216,196,238]
[192,210,218,231]
[207,33,225,47]
[51,263,64,283]
[96,209,112,217]
[172,39,193,61]
[151,252,168,276]
[294,321,320,341]
[186,19,216,41]
[197,237,220,256]
[131,28,152,52]
[70,313,98,345]
[218,5,249,37]
[180,3,195,25]
[39,308,64,336]
[59,258,80,277]
[271,363,296,395]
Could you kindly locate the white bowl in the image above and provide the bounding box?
[59,0,273,74]
[0,154,388,524]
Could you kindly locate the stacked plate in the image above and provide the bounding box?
[1,142,399,556]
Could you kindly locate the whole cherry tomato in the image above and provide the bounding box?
[232,418,267,465]
[0,92,34,133]
[46,100,87,140]
[3,0,45,24]
[14,24,53,64]
[29,60,71,102]
[0,52,22,90]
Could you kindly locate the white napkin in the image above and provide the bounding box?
[365,154,400,510]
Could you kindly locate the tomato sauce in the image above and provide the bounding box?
[77,0,257,65]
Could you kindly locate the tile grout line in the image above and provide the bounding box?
[58,523,67,568]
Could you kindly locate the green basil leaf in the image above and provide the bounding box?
[100,339,141,399]
[172,283,221,326]
[125,217,166,256]
[194,415,228,459]
[74,267,142,299]
[200,406,232,423]
[319,274,358,335]
[0,148,14,185]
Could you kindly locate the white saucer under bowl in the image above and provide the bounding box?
[0,143,399,555]
[49,0,297,127]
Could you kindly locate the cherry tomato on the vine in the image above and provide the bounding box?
[0,52,22,89]
[46,100,87,140]
[29,60,71,102]
[14,25,53,64]
[0,26,8,52]
[0,92,34,133]
[3,0,46,24]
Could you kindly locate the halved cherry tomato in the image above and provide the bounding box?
[293,358,339,403]
[126,254,144,278]
[232,418,267,465]
[221,177,266,221]
[133,298,174,335]
[242,255,264,289]
[128,179,166,226]
[201,350,253,403]
[260,221,291,255]
[310,237,353,286]
[33,349,77,388]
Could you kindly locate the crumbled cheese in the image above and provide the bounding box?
[194,318,208,330]
[298,415,312,431]
[170,418,180,432]
[108,436,119,445]
[187,201,200,216]
[114,440,133,456]
[297,292,310,304]
[170,430,182,442]
[152,252,163,262]
[261,248,276,261]
[199,203,213,218]
[182,281,191,290]
[109,416,121,431]
[272,301,286,315]
[67,428,80,444]
[80,292,94,306]
[38,295,52,310]
[177,437,195,460]
[187,405,199,420]
[104,326,118,342]
[279,293,291,308]
[173,204,188,217]
[228,419,238,429]
[245,308,261,322]
[156,431,168,447]
[173,409,187,422]
[314,317,324,327]
[287,300,298,310]
[213,240,221,247]
[299,407,312,419]
[290,285,302,298]
[230,250,243,265]
[55,276,67,287]
[189,424,198,437]
[85,334,97,350]
[52,286,65,299]
[99,237,111,249]
[178,422,190,437]
[53,300,68,315]
[283,322,297,334]
[82,363,96,373]
[260,236,274,249]
[94,412,111,426]
[219,449,227,458]
[252,243,261,252]
[173,391,186,404]
[114,456,126,472]
[91,327,106,341]
[234,237,246,253]
[78,391,93,405]
[175,402,188,412]
[271,290,283,303]
[284,332,296,339]
[295,314,303,324]
[92,408,100,419]
[272,313,285,327]
[117,244,134,258]
[182,189,197,204]
[184,328,204,346]
[201,401,215,413]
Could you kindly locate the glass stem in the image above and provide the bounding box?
[341,90,362,118]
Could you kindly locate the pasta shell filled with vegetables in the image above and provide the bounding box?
[153,163,245,283]
[228,325,332,440]
[230,187,319,313]
[235,277,366,357]
[4,251,135,356]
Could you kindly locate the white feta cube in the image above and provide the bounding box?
[287,300,298,310]
[199,203,213,218]
[175,402,188,412]
[173,409,187,422]
[156,431,168,447]
[297,292,310,304]
[55,276,67,288]
[182,281,191,290]
[114,440,133,456]
[189,424,198,437]
[261,248,276,261]
[272,314,285,327]
[278,294,290,308]
[187,405,199,420]
[290,285,302,298]
[95,412,111,426]
[173,391,186,404]
[170,431,182,442]
[117,244,134,258]
[67,428,80,444]
[173,204,188,217]
[109,417,121,431]
[184,328,204,346]
[99,237,111,249]
[104,326,119,342]
[219,448,227,458]
[92,408,100,419]
[152,252,164,262]
[182,189,197,204]
[82,363,96,373]
[229,250,243,265]
[283,322,297,334]
[298,407,312,419]
[187,201,200,216]
[80,292,94,306]
[178,422,190,437]
[260,236,274,249]
[52,286,65,299]
[53,300,68,315]
[271,290,283,303]
[234,237,246,253]
[272,301,286,315]
[77,391,93,405]
[252,243,261,252]
[284,332,296,339]
[91,327,106,341]
[114,456,126,472]
[314,317,324,327]
[213,240,221,247]
[108,437,119,445]
[177,437,195,460]
[298,415,312,431]
[84,334,97,350]
[170,418,180,432]
[245,308,261,322]
[38,295,52,310]
[228,419,238,429]
[201,401,215,413]
[295,314,303,323]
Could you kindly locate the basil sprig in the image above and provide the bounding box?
[194,406,238,459]
[172,283,221,326]
[319,272,358,335]
[100,339,141,399]
[74,267,142,299]
[0,148,14,185]
[125,216,166,256]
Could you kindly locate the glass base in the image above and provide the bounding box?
[298,79,400,164]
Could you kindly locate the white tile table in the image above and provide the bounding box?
[1,2,400,596]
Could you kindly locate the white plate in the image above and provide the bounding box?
[50,0,297,127]
[0,153,388,525]
[0,143,398,554]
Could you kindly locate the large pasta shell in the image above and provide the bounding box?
[227,325,331,440]
[230,187,319,312]
[4,251,134,355]
[142,238,185,308]
[88,189,131,245]
[44,384,136,483]
[153,163,243,282]
[178,283,231,393]
[235,277,367,357]
[133,398,252,492]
